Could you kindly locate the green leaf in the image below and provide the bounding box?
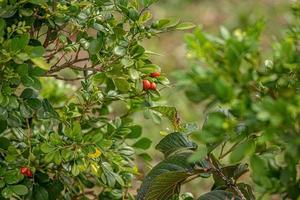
[139,11,152,24]
[20,88,35,99]
[139,64,160,74]
[72,164,80,176]
[4,169,23,184]
[26,46,45,57]
[88,38,103,55]
[176,22,196,30]
[41,143,55,153]
[188,144,207,162]
[250,154,267,177]
[44,151,55,163]
[27,98,42,110]
[0,19,6,36]
[133,137,152,150]
[230,140,256,163]
[140,0,158,7]
[10,185,28,196]
[114,78,130,93]
[237,183,255,200]
[93,73,106,85]
[0,137,10,149]
[0,180,4,188]
[137,153,208,200]
[114,46,127,56]
[53,151,62,165]
[0,120,7,134]
[151,106,180,129]
[28,0,48,7]
[64,122,82,141]
[0,5,17,18]
[144,171,193,200]
[129,68,139,80]
[31,57,50,70]
[1,187,13,199]
[155,132,197,157]
[10,34,30,52]
[197,190,241,200]
[47,181,64,200]
[33,186,49,200]
[126,125,142,139]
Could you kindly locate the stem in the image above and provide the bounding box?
[219,141,241,159]
[219,141,227,159]
[207,155,246,200]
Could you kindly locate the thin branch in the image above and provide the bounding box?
[207,155,247,200]
[46,58,91,74]
[219,141,241,159]
[43,74,86,81]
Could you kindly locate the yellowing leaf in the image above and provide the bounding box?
[31,57,50,70]
[88,148,102,159]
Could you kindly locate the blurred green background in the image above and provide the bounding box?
[133,0,293,198]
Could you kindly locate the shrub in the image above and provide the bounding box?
[138,3,300,200]
[0,0,192,199]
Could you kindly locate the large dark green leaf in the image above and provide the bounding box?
[143,171,191,200]
[198,190,241,200]
[155,132,197,157]
[33,186,49,200]
[137,153,208,200]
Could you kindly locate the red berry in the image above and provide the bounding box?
[149,82,157,90]
[143,80,151,90]
[20,167,32,177]
[20,167,28,175]
[150,72,161,78]
[26,169,33,177]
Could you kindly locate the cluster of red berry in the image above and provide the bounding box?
[143,72,160,91]
[20,167,32,178]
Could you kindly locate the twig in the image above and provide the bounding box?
[43,74,86,81]
[207,155,246,200]
[219,141,241,159]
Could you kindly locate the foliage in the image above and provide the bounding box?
[138,2,300,200]
[0,0,191,199]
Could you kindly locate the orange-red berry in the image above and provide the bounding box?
[149,82,157,90]
[26,169,33,177]
[150,72,161,78]
[20,167,28,175]
[143,80,151,90]
[20,167,32,177]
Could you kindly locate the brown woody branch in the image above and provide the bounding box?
[207,155,246,200]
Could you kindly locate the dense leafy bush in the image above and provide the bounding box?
[138,3,300,200]
[0,0,194,199]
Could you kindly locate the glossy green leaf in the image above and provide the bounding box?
[133,137,152,150]
[33,186,49,200]
[155,132,197,157]
[114,78,130,93]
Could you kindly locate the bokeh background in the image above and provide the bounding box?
[133,0,293,198]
